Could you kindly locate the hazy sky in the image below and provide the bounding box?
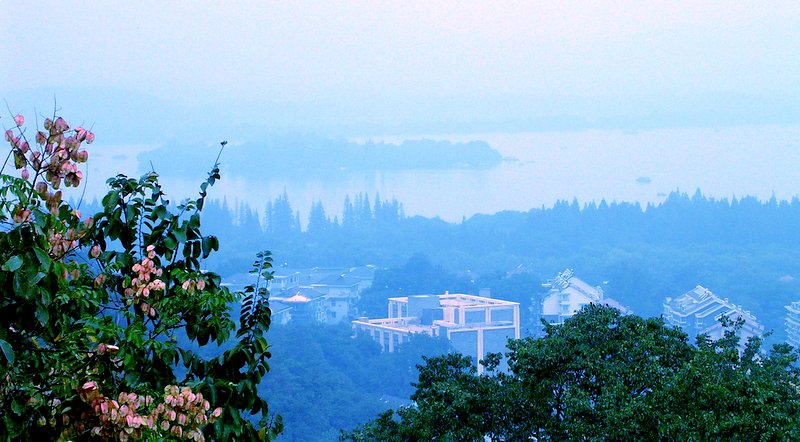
[2,1,800,136]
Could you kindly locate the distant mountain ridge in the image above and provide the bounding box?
[138,137,502,178]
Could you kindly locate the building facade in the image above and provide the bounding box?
[785,301,800,349]
[663,285,764,346]
[352,293,520,373]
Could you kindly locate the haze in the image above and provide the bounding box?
[3,1,799,139]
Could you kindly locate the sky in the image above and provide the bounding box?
[2,1,800,140]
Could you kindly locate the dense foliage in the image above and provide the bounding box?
[344,305,800,441]
[0,113,280,440]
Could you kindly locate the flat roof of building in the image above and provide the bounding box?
[387,292,519,308]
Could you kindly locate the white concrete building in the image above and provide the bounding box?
[785,301,800,349]
[539,269,632,327]
[352,293,520,373]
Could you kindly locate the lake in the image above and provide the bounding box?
[82,125,800,224]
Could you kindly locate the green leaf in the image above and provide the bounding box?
[174,227,187,244]
[27,271,45,286]
[33,247,51,271]
[153,205,168,220]
[202,236,213,257]
[164,234,177,250]
[1,255,23,272]
[35,305,50,326]
[254,337,268,354]
[0,339,14,364]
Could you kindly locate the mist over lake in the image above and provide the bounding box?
[82,124,800,224]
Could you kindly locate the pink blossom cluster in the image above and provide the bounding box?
[181,278,206,293]
[42,213,94,259]
[95,342,120,356]
[122,245,165,317]
[76,381,155,441]
[151,385,222,441]
[4,114,96,236]
[11,203,31,224]
[47,227,79,258]
[67,382,222,441]
[4,115,93,209]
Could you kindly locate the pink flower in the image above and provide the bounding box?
[90,244,102,258]
[86,132,96,144]
[21,169,29,181]
[54,117,69,132]
[13,114,24,126]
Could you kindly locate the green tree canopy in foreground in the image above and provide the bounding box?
[344,304,800,441]
[0,112,281,440]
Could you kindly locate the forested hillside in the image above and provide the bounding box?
[78,189,800,343]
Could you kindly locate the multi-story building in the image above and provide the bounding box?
[537,269,632,328]
[785,301,800,349]
[663,285,764,346]
[352,292,520,373]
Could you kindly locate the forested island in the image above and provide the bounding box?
[138,137,502,178]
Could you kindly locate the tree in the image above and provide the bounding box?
[0,112,281,440]
[266,190,295,237]
[504,304,693,440]
[307,200,330,235]
[342,353,498,442]
[653,323,800,440]
[345,305,800,441]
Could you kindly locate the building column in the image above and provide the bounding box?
[477,329,485,375]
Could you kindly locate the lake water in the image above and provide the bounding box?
[82,125,800,224]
